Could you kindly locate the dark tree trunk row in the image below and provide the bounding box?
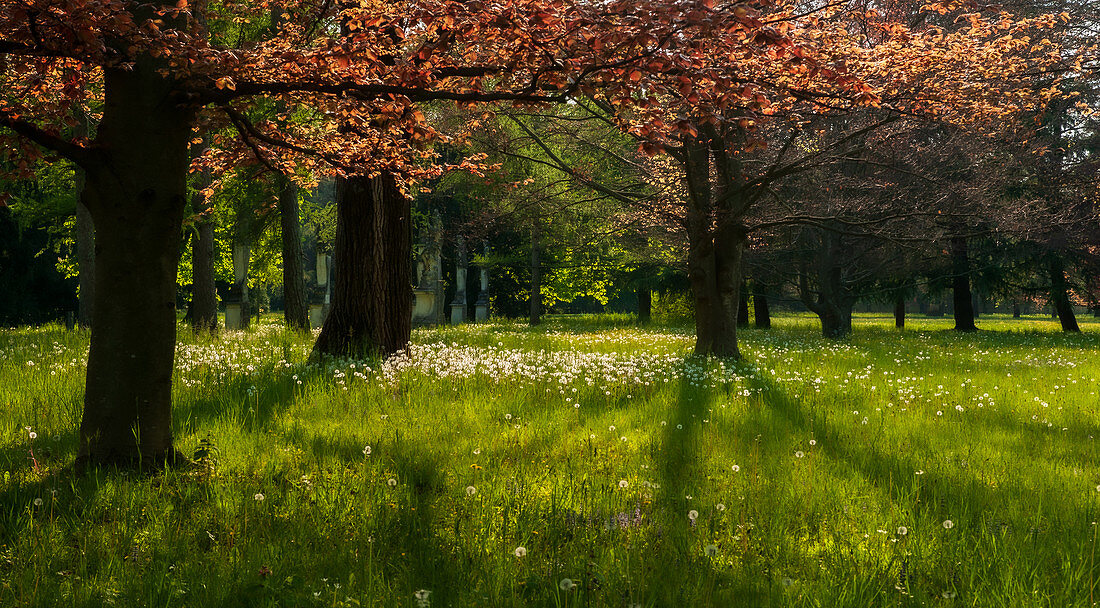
[736,281,750,328]
[894,295,905,329]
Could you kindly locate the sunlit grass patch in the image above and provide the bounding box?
[2,313,1099,606]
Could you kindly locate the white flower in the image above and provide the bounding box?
[897,526,908,536]
[558,578,575,591]
[254,493,264,501]
[28,431,37,440]
[33,498,43,507]
[809,439,816,446]
[715,503,726,512]
[731,464,740,473]
[943,520,954,529]
[618,480,629,489]
[388,478,398,487]
[794,451,804,459]
[414,589,431,601]
[514,546,527,558]
[704,544,718,557]
[609,425,616,432]
[688,510,699,521]
[466,486,477,496]
[505,413,512,420]
[362,445,372,456]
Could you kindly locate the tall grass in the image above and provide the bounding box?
[1,313,1098,606]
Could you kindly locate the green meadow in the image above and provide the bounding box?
[2,314,1100,607]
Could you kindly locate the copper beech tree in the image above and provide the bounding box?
[489,0,1070,355]
[0,0,797,467]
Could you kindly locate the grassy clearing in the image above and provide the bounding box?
[2,313,1100,607]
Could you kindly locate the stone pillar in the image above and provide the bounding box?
[475,242,490,322]
[226,244,250,330]
[450,235,467,325]
[412,211,444,326]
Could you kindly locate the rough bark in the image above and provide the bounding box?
[894,295,905,329]
[77,57,194,468]
[312,172,411,358]
[637,288,651,324]
[752,279,770,329]
[1049,256,1080,332]
[950,236,977,332]
[529,220,542,326]
[278,175,309,331]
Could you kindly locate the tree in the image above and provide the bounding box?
[3,0,768,465]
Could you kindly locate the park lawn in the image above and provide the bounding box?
[1,313,1099,607]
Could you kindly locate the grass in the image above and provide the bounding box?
[2,312,1100,607]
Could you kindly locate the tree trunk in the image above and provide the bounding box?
[1012,300,1021,318]
[1050,256,1080,332]
[821,303,854,338]
[637,288,651,324]
[189,165,218,333]
[797,229,855,339]
[752,279,770,329]
[77,59,194,468]
[894,295,905,329]
[278,176,309,331]
[950,236,977,332]
[313,172,411,358]
[529,220,542,326]
[736,280,750,328]
[75,187,95,329]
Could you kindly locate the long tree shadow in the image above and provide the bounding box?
[742,370,1100,599]
[642,359,773,605]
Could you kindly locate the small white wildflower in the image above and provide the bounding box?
[388,478,398,487]
[466,486,477,496]
[514,546,527,558]
[254,493,264,501]
[362,445,372,456]
[558,578,575,591]
[688,510,699,521]
[33,498,43,507]
[28,431,37,440]
[731,464,740,473]
[618,480,629,489]
[795,451,804,459]
[505,414,512,420]
[943,520,954,529]
[716,503,726,512]
[809,439,816,446]
[897,526,908,536]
